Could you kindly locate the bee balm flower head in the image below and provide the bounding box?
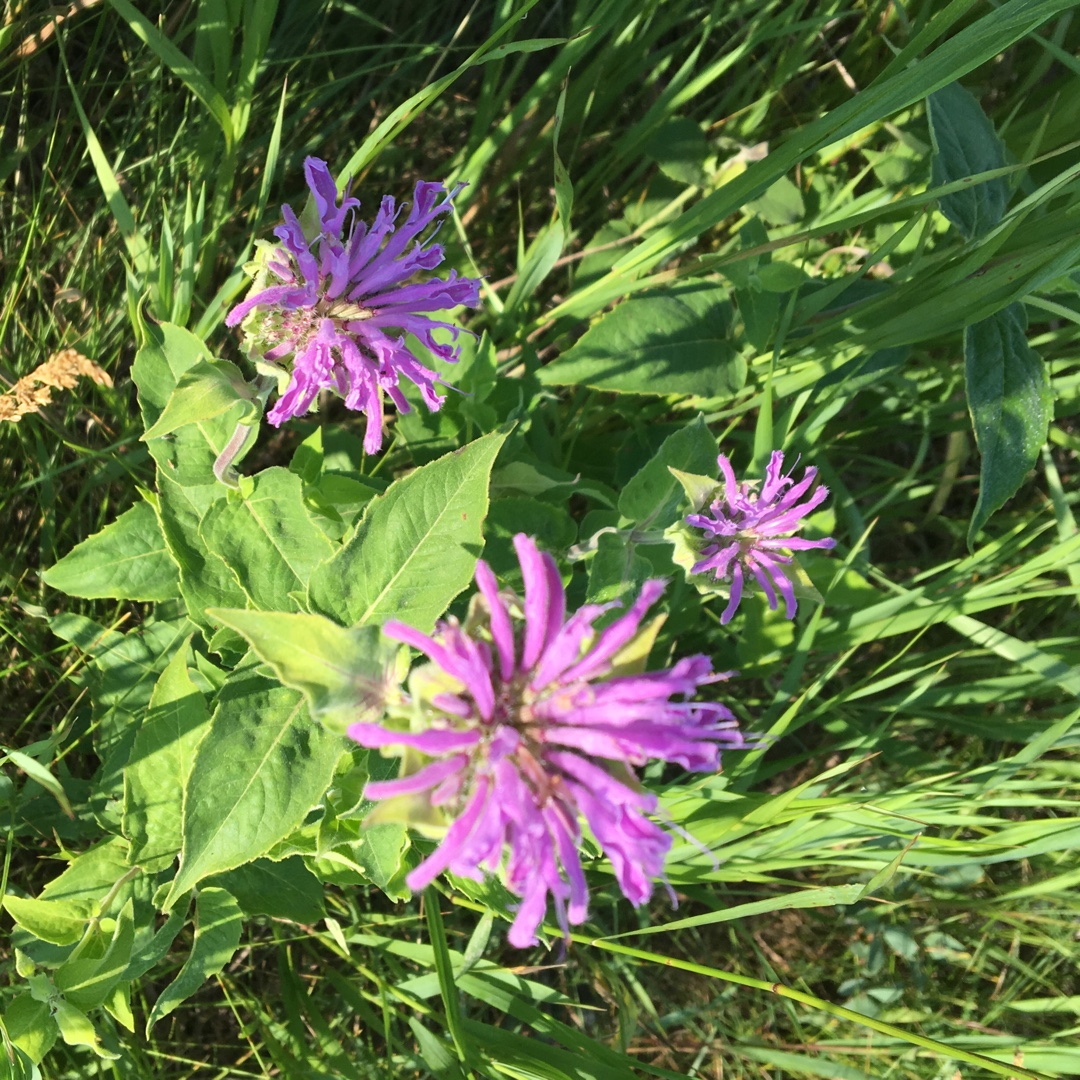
[226,157,480,453]
[348,534,747,948]
[685,451,836,624]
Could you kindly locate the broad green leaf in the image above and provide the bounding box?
[146,888,243,1034]
[38,836,133,912]
[927,81,1009,240]
[123,645,211,872]
[965,303,1052,544]
[53,998,119,1059]
[200,467,336,610]
[537,280,744,398]
[101,981,135,1033]
[130,321,214,430]
[645,116,709,187]
[2,897,87,946]
[204,857,325,924]
[142,359,256,440]
[586,532,653,611]
[54,899,135,1010]
[4,993,57,1064]
[308,429,509,632]
[155,474,249,643]
[618,414,716,527]
[164,667,344,904]
[131,322,248,487]
[41,499,180,602]
[208,609,400,732]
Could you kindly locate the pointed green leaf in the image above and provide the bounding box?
[54,899,135,1010]
[142,359,255,440]
[146,888,243,1034]
[927,81,1009,240]
[2,897,87,946]
[537,281,744,398]
[122,645,212,872]
[205,857,325,924]
[618,415,717,526]
[308,428,509,632]
[965,303,1052,544]
[200,467,336,610]
[208,609,400,732]
[42,499,180,602]
[4,993,57,1064]
[53,999,119,1059]
[164,666,344,904]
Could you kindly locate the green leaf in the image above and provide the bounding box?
[200,467,336,610]
[755,262,810,293]
[142,360,256,440]
[927,81,1009,239]
[4,993,57,1064]
[618,415,716,527]
[2,897,87,946]
[308,429,509,632]
[41,499,180,602]
[3,749,73,819]
[586,532,653,611]
[54,899,135,1010]
[965,303,1052,544]
[131,323,250,487]
[130,321,213,431]
[207,609,400,732]
[537,280,744,398]
[122,645,212,872]
[163,667,344,904]
[146,887,243,1034]
[645,117,709,187]
[204,857,325,924]
[155,474,250,643]
[53,998,119,1060]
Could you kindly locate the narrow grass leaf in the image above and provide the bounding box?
[104,0,234,149]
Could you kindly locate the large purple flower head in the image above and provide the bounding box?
[348,534,746,948]
[226,157,480,453]
[685,451,836,624]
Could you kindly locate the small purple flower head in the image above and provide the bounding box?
[348,534,746,948]
[226,157,480,453]
[686,451,836,624]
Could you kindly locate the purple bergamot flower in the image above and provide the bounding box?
[686,451,836,624]
[226,156,480,453]
[348,534,746,948]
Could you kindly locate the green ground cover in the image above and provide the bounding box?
[2,0,1079,1077]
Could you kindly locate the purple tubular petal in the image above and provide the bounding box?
[515,535,565,671]
[347,722,480,755]
[364,755,467,799]
[406,777,492,892]
[304,156,360,236]
[720,563,744,624]
[561,578,666,683]
[475,559,516,680]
